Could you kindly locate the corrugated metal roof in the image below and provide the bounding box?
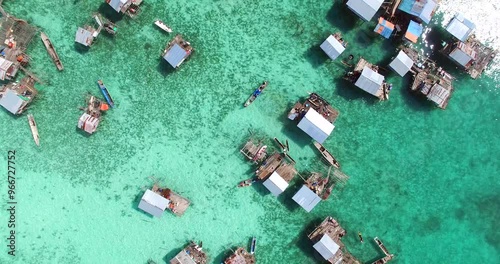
[75,27,94,46]
[354,66,384,96]
[138,189,170,217]
[346,0,384,21]
[313,234,340,260]
[446,14,475,42]
[262,171,289,196]
[398,0,438,24]
[450,46,474,66]
[163,44,188,68]
[0,89,23,114]
[292,185,322,212]
[405,20,423,43]
[0,57,13,80]
[389,50,414,77]
[297,108,334,144]
[374,17,395,39]
[320,35,345,60]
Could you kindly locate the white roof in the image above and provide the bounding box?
[354,66,384,96]
[446,14,475,42]
[77,113,100,134]
[108,0,128,12]
[313,234,340,260]
[0,89,23,114]
[75,27,94,46]
[346,0,384,21]
[297,108,334,144]
[450,46,474,67]
[262,171,289,196]
[138,189,170,217]
[163,44,188,68]
[389,50,414,77]
[0,57,14,80]
[292,185,322,212]
[320,35,345,60]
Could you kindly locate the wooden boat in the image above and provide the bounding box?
[97,80,115,108]
[250,237,256,254]
[244,81,268,107]
[313,141,340,169]
[321,185,333,200]
[252,145,267,162]
[27,114,40,146]
[40,32,63,71]
[238,178,256,187]
[154,20,172,33]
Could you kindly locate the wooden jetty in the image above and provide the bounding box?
[0,16,37,80]
[77,95,109,134]
[308,216,361,264]
[410,66,453,109]
[441,36,497,79]
[0,76,37,115]
[344,57,389,100]
[288,92,339,124]
[223,247,255,264]
[313,141,340,169]
[372,237,394,264]
[40,32,63,71]
[151,184,190,216]
[255,152,296,181]
[170,241,208,264]
[240,137,268,164]
[162,34,193,68]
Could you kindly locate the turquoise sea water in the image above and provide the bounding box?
[0,0,499,263]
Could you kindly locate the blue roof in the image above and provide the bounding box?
[163,44,188,68]
[398,0,437,24]
[374,18,394,39]
[0,89,23,115]
[407,20,423,37]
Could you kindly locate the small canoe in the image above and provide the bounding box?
[97,80,115,108]
[27,114,40,146]
[238,178,255,188]
[40,32,63,71]
[313,141,340,169]
[250,237,256,254]
[244,81,268,107]
[154,20,172,33]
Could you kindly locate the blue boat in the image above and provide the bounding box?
[250,237,256,255]
[97,80,115,108]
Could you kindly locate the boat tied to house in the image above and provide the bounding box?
[97,80,115,108]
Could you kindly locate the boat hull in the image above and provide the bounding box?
[313,141,340,169]
[41,32,63,71]
[244,81,268,107]
[27,114,40,146]
[154,20,172,33]
[97,80,115,108]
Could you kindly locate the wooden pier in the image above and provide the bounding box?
[410,67,453,109]
[308,217,361,264]
[288,92,339,123]
[0,76,37,115]
[372,237,394,264]
[223,247,255,264]
[255,152,296,181]
[152,184,190,216]
[240,138,267,164]
[170,241,208,264]
[304,172,331,200]
[442,36,497,79]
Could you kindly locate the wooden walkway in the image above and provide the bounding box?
[170,242,207,264]
[223,248,255,264]
[288,93,339,123]
[152,184,190,216]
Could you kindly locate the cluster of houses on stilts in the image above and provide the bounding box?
[322,0,497,109]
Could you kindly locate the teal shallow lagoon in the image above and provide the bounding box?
[0,0,499,263]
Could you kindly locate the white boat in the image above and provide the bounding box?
[27,114,40,146]
[154,20,172,33]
